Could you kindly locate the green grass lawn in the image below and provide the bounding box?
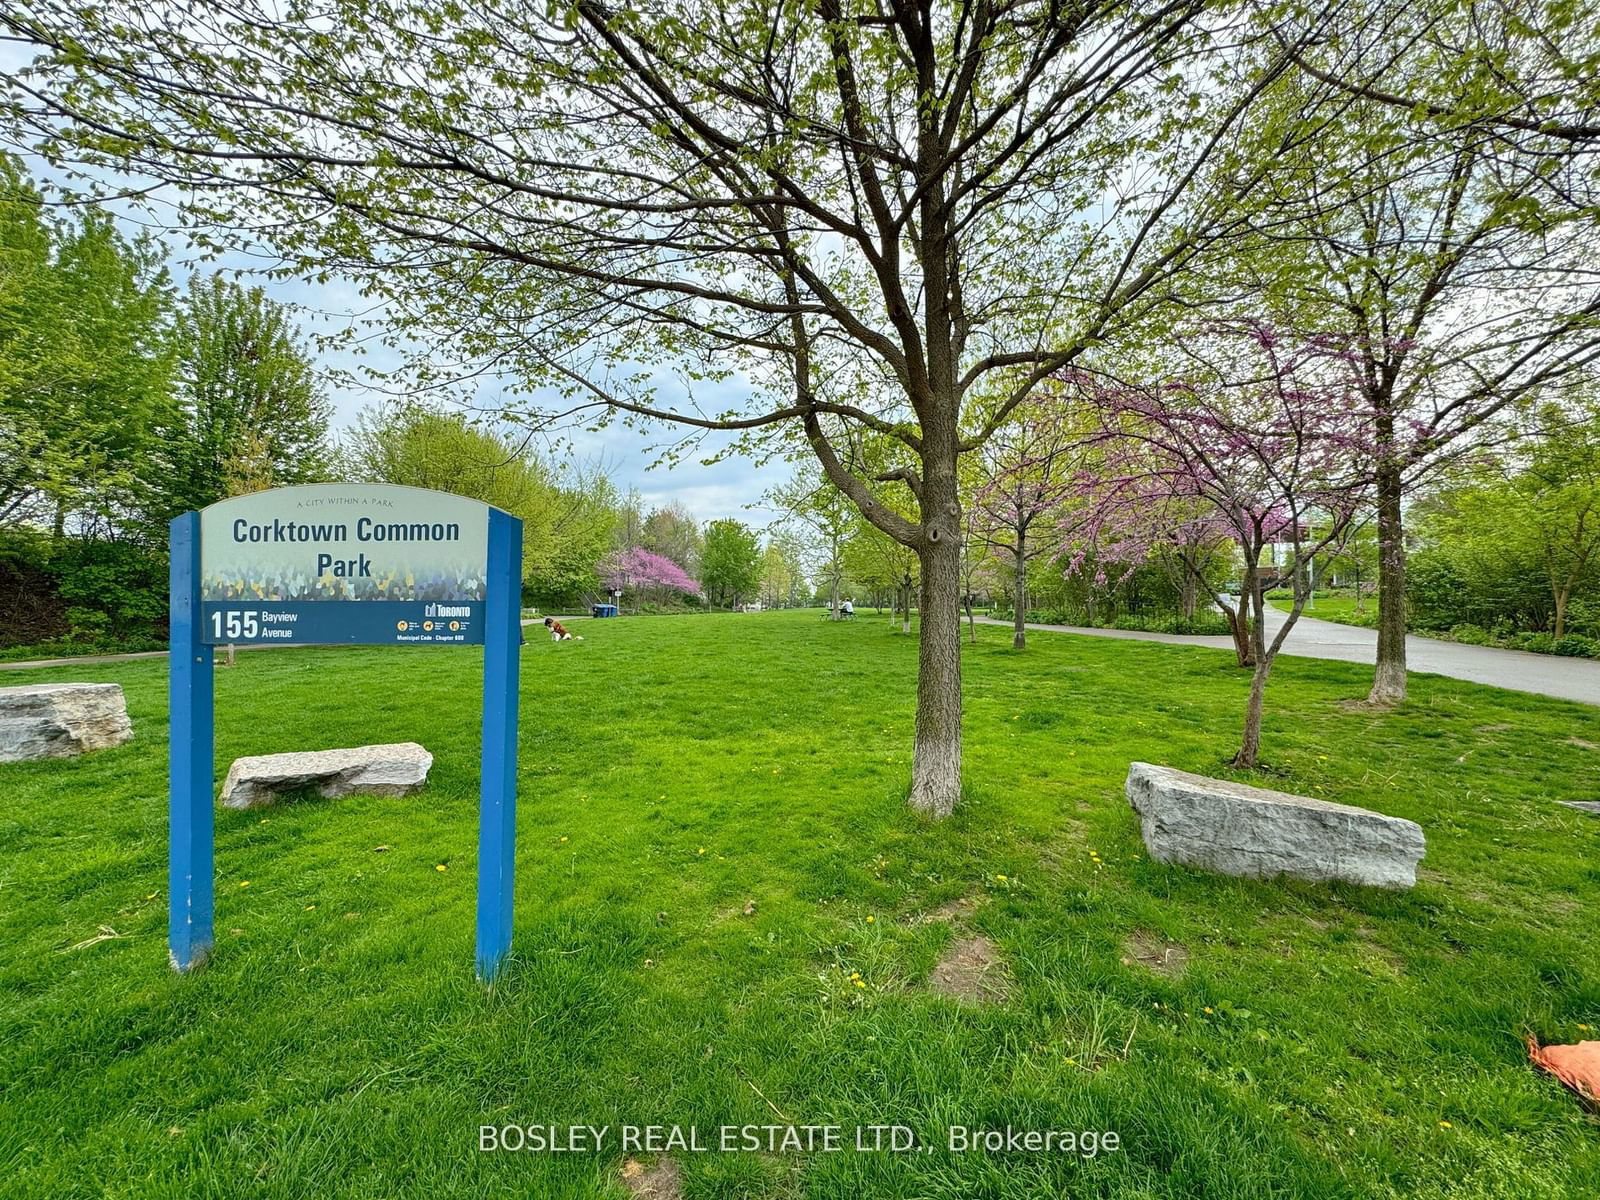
[2,611,1597,1198]
[1268,593,1378,628]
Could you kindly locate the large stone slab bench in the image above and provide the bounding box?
[0,683,133,762]
[221,743,433,809]
[1126,762,1425,889]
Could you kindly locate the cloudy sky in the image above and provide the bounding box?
[237,264,795,524]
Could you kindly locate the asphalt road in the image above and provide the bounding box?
[979,608,1600,708]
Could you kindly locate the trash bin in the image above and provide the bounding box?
[591,604,619,618]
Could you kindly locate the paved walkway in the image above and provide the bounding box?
[0,617,561,673]
[7,612,1594,707]
[978,609,1600,707]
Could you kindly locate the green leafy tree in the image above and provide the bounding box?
[641,501,703,575]
[1226,11,1600,703]
[1322,522,1380,610]
[0,158,54,517]
[0,160,174,532]
[971,403,1083,649]
[843,515,919,631]
[346,405,615,601]
[156,276,332,516]
[535,464,621,609]
[758,537,805,610]
[4,0,1334,816]
[700,519,761,609]
[1422,398,1600,640]
[1284,0,1600,221]
[766,464,854,619]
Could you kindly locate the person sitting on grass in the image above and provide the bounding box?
[543,616,583,642]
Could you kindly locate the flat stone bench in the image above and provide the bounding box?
[1126,762,1425,889]
[221,742,433,809]
[0,683,133,762]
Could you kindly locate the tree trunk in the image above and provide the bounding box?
[901,581,911,635]
[1012,535,1027,650]
[909,529,962,818]
[1223,605,1252,668]
[1232,567,1276,767]
[1234,659,1271,768]
[1369,449,1408,704]
[1226,560,1258,668]
[830,574,840,621]
[1554,587,1569,640]
[1180,571,1196,621]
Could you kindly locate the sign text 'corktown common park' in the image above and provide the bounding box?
[170,484,524,981]
[198,485,495,645]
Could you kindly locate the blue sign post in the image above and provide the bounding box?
[168,511,214,971]
[168,485,523,981]
[476,508,521,978]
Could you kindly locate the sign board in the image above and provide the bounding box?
[169,485,523,982]
[198,484,491,645]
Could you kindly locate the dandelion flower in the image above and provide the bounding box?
[866,915,875,923]
[1203,1007,1214,1014]
[435,864,448,872]
[1438,1120,1452,1130]
[559,836,568,843]
[239,881,250,888]
[304,904,316,911]
[995,874,1007,882]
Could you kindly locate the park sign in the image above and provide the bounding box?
[199,484,492,645]
[169,484,524,982]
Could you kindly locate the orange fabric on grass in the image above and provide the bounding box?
[1528,1037,1600,1109]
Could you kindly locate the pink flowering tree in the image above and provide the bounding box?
[1067,490,1254,664]
[1068,323,1373,767]
[972,407,1083,650]
[600,547,700,610]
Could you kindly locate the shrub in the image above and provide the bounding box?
[1509,632,1555,654]
[1110,611,1232,636]
[1564,598,1600,638]
[1551,635,1598,658]
[0,531,166,650]
[1450,623,1491,645]
[64,607,112,642]
[51,538,166,638]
